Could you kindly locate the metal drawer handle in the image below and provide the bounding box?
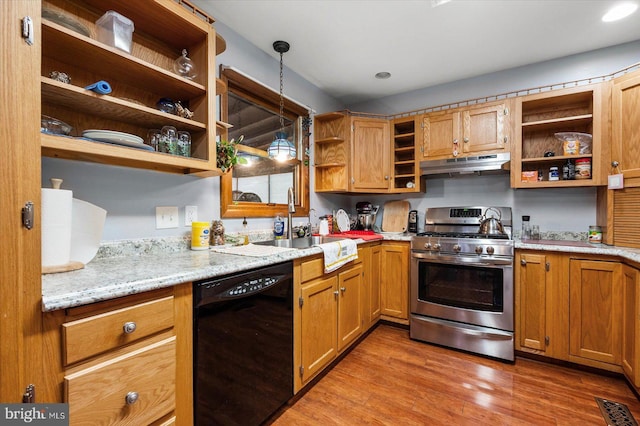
[125,391,139,405]
[123,322,137,334]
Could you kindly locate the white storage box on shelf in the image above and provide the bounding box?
[95,10,134,53]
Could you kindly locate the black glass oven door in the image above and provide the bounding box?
[417,261,504,312]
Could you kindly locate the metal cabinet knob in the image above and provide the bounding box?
[384,175,389,180]
[125,391,139,405]
[520,259,527,266]
[340,287,347,292]
[123,322,137,334]
[612,160,619,167]
[333,291,339,297]
[463,138,469,143]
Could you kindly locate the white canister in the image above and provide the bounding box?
[319,218,330,236]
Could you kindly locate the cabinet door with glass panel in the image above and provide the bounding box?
[219,67,310,218]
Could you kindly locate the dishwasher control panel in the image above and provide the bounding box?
[195,262,293,306]
[225,276,279,296]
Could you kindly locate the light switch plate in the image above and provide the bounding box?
[185,205,197,226]
[608,174,624,190]
[156,206,179,229]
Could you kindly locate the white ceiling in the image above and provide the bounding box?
[195,0,640,105]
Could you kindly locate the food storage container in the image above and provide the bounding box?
[96,11,134,53]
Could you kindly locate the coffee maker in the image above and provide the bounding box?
[356,202,379,231]
[408,210,418,233]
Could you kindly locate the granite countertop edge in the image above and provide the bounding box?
[42,236,405,313]
[43,234,640,312]
[516,240,640,263]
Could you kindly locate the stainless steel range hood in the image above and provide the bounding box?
[420,152,510,177]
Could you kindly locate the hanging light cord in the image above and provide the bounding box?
[279,50,285,132]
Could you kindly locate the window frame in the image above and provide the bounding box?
[219,66,310,218]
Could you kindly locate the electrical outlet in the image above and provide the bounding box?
[185,205,198,226]
[156,206,179,229]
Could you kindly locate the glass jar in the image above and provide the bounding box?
[521,215,531,240]
[160,126,178,155]
[177,131,191,157]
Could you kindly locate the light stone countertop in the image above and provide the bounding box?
[41,243,324,312]
[43,232,640,313]
[516,239,640,264]
[42,234,411,312]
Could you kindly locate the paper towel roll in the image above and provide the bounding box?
[70,198,107,264]
[41,187,73,267]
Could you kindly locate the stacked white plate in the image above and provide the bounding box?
[83,129,152,150]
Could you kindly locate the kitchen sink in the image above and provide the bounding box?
[254,236,347,249]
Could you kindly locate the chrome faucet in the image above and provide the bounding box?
[287,187,295,242]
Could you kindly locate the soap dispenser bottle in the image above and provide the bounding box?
[274,215,285,239]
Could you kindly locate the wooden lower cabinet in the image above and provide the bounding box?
[622,264,640,390]
[337,264,364,351]
[569,259,623,367]
[298,275,339,385]
[43,284,192,426]
[294,244,375,392]
[380,242,410,322]
[515,251,569,359]
[368,244,382,326]
[516,250,629,373]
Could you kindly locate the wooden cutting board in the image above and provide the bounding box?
[381,200,410,233]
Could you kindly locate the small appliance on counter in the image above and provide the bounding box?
[408,210,418,233]
[355,201,379,231]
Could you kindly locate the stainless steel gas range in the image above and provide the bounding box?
[410,206,515,361]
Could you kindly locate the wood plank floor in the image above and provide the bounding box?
[272,324,640,425]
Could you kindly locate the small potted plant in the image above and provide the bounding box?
[216,135,247,173]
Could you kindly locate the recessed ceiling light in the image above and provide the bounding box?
[375,72,391,79]
[602,2,638,22]
[431,0,452,7]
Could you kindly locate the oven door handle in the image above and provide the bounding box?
[411,252,512,266]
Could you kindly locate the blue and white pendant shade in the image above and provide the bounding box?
[268,131,296,161]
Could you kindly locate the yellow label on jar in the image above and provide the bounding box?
[191,221,210,250]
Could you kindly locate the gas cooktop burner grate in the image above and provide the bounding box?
[417,232,510,240]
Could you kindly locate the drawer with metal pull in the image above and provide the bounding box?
[65,336,176,425]
[62,296,175,365]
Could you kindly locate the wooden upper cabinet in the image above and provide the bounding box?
[350,117,390,192]
[512,83,607,188]
[314,112,391,193]
[391,116,422,193]
[421,99,512,160]
[40,0,218,175]
[462,100,512,154]
[421,110,460,159]
[612,69,640,187]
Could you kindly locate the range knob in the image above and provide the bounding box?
[486,246,495,255]
[424,242,432,250]
[452,244,461,253]
[475,246,483,254]
[433,243,441,252]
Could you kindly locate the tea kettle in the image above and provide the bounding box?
[478,207,505,235]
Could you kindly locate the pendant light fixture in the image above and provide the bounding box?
[268,40,297,161]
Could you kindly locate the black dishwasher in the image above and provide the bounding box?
[193,261,293,425]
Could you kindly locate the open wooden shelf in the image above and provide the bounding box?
[42,21,207,100]
[41,132,219,175]
[42,77,207,132]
